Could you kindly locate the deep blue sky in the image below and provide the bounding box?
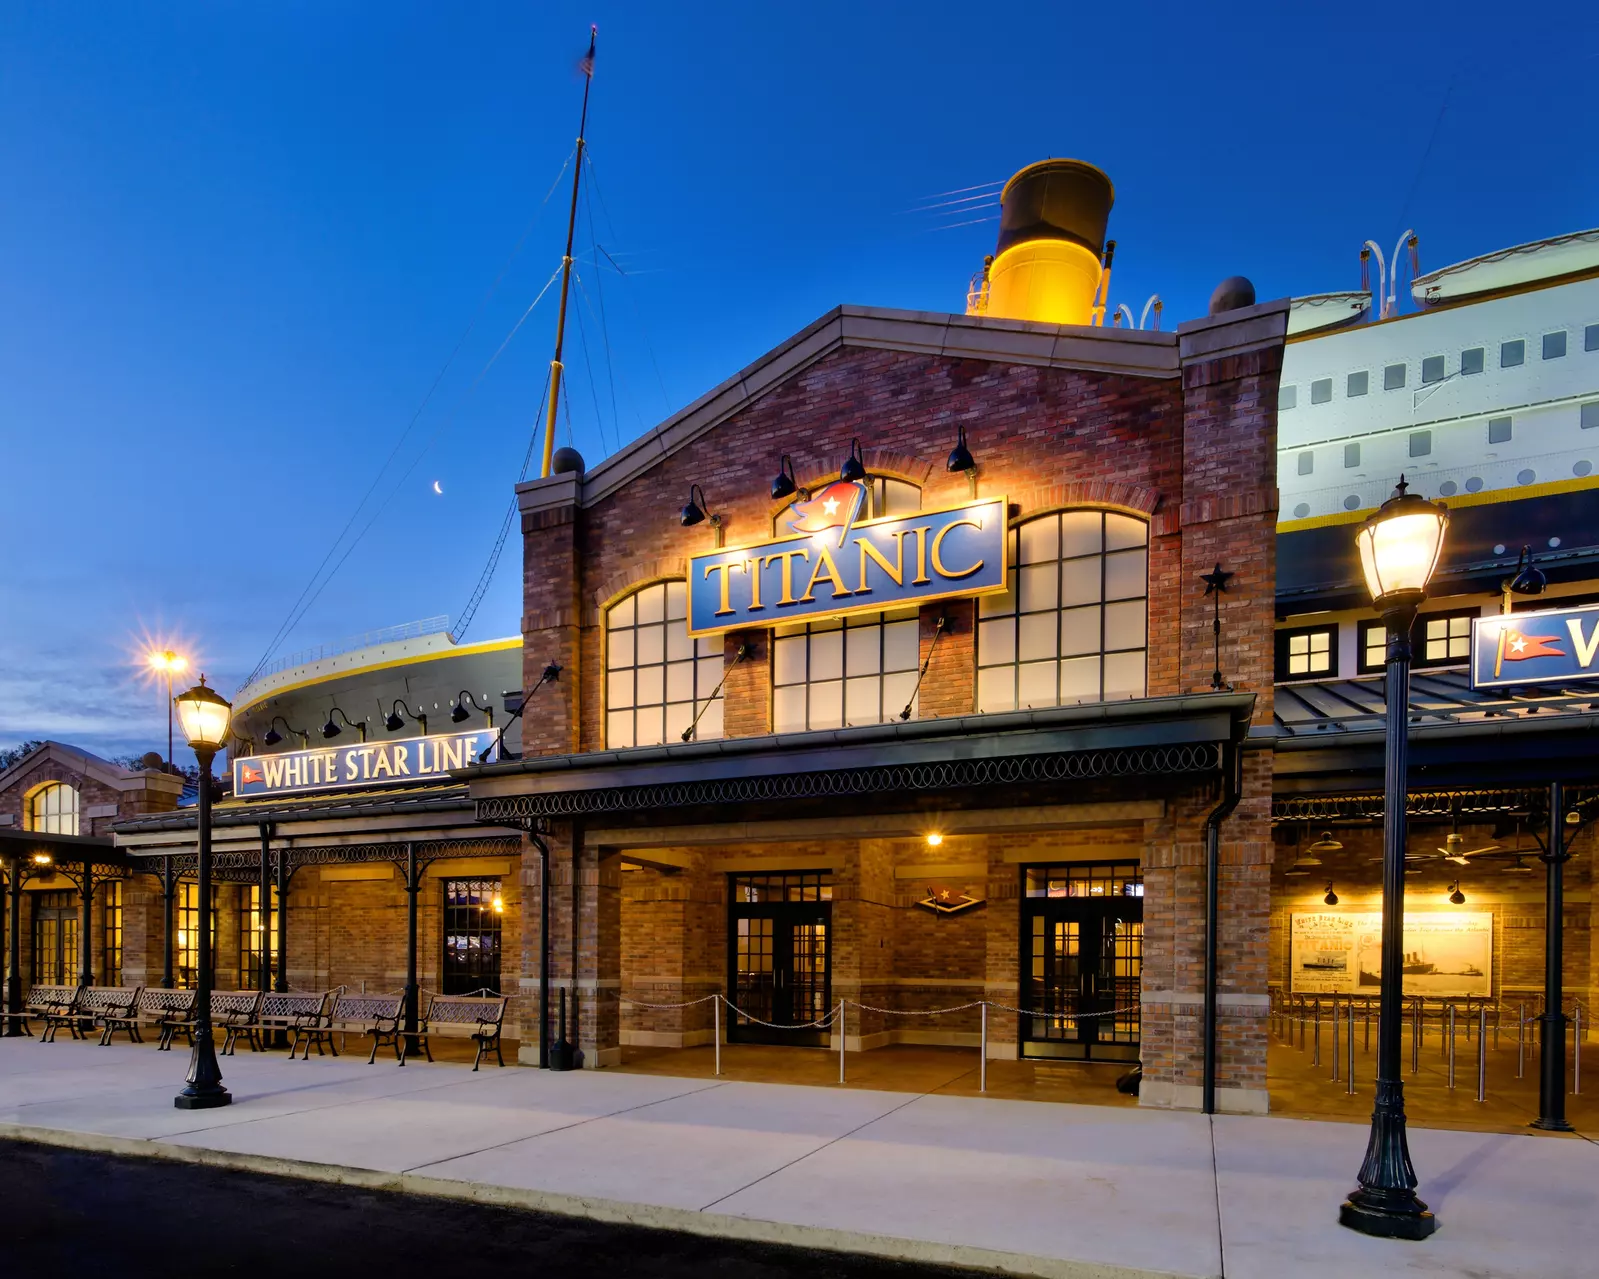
[2,1,1596,763]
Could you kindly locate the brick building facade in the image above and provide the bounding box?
[469,296,1290,1113]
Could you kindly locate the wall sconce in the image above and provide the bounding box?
[839,438,866,483]
[925,832,944,848]
[770,455,798,501]
[320,707,367,742]
[947,426,977,496]
[383,699,428,735]
[1448,881,1466,905]
[680,484,724,545]
[491,893,504,915]
[1323,881,1339,906]
[31,852,52,866]
[263,716,309,749]
[451,691,494,729]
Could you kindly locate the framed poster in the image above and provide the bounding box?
[1290,912,1492,998]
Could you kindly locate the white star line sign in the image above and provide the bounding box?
[822,496,840,515]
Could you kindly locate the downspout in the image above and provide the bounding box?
[1202,739,1243,1115]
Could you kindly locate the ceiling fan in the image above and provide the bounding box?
[1437,830,1504,865]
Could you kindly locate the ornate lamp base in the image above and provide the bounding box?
[1339,1191,1436,1240]
[174,1087,232,1110]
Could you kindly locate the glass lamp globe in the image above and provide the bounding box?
[174,676,233,751]
[1355,476,1449,609]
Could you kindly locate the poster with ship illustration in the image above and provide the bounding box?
[1290,912,1492,997]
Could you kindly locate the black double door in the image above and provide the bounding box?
[728,872,831,1047]
[1021,864,1143,1062]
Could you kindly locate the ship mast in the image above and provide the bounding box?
[539,25,597,478]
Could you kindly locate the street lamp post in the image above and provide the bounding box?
[1341,477,1447,1240]
[147,650,188,770]
[172,675,233,1111]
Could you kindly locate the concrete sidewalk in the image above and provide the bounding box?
[0,1038,1593,1278]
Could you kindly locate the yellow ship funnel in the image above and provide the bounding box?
[979,159,1116,326]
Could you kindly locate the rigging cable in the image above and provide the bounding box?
[243,150,574,686]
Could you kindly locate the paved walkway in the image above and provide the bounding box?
[1,1037,1594,1278]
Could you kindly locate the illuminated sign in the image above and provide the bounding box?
[1470,605,1599,690]
[687,488,1008,638]
[233,728,497,799]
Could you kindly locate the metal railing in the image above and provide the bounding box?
[243,617,452,688]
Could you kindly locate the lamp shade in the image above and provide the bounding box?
[174,677,232,751]
[1354,478,1448,608]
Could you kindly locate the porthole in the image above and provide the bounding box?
[1549,536,1563,548]
[1517,468,1536,485]
[1292,502,1310,519]
[1465,477,1484,493]
[1342,494,1361,511]
[1438,480,1458,497]
[1574,460,1593,478]
[1494,544,1507,556]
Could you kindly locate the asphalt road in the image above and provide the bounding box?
[0,1138,976,1278]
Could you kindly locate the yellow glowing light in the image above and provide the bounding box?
[147,649,188,673]
[492,894,505,915]
[1354,482,1448,608]
[925,833,944,848]
[32,852,53,866]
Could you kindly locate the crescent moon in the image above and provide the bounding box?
[432,481,443,495]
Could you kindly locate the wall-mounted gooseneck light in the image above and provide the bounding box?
[451,691,494,729]
[320,707,367,742]
[1324,881,1339,906]
[383,699,428,736]
[840,438,866,483]
[263,716,309,750]
[770,455,798,501]
[947,425,977,497]
[1448,881,1466,905]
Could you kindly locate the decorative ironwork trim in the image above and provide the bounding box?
[1272,787,1599,823]
[475,743,1221,821]
[129,835,522,882]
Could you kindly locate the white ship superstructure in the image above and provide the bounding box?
[1279,230,1599,527]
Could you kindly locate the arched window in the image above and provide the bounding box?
[605,580,724,748]
[27,782,80,835]
[770,476,921,534]
[976,510,1148,712]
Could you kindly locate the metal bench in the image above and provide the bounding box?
[200,991,265,1055]
[78,985,145,1045]
[399,993,508,1070]
[32,984,85,1043]
[232,991,336,1059]
[134,988,199,1050]
[309,993,407,1064]
[0,984,80,1039]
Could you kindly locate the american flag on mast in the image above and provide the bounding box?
[577,26,596,77]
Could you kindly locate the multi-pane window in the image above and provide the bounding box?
[27,783,79,835]
[605,581,723,748]
[773,609,919,731]
[866,476,920,519]
[176,883,217,989]
[31,890,78,984]
[1359,620,1388,673]
[102,880,123,986]
[1416,610,1477,668]
[441,878,502,995]
[977,511,1148,712]
[240,885,279,986]
[1024,863,1144,898]
[1276,625,1337,681]
[733,871,833,903]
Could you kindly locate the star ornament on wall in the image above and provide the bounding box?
[917,884,985,915]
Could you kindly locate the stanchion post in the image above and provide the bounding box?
[1518,1003,1526,1080]
[1313,999,1322,1067]
[1411,1000,1420,1074]
[1347,1003,1356,1095]
[1299,996,1306,1050]
[1365,998,1371,1053]
[1447,1004,1456,1090]
[980,1002,988,1094]
[714,995,722,1078]
[1332,996,1341,1082]
[838,1000,846,1085]
[1574,1004,1582,1096]
[1477,1005,1487,1103]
